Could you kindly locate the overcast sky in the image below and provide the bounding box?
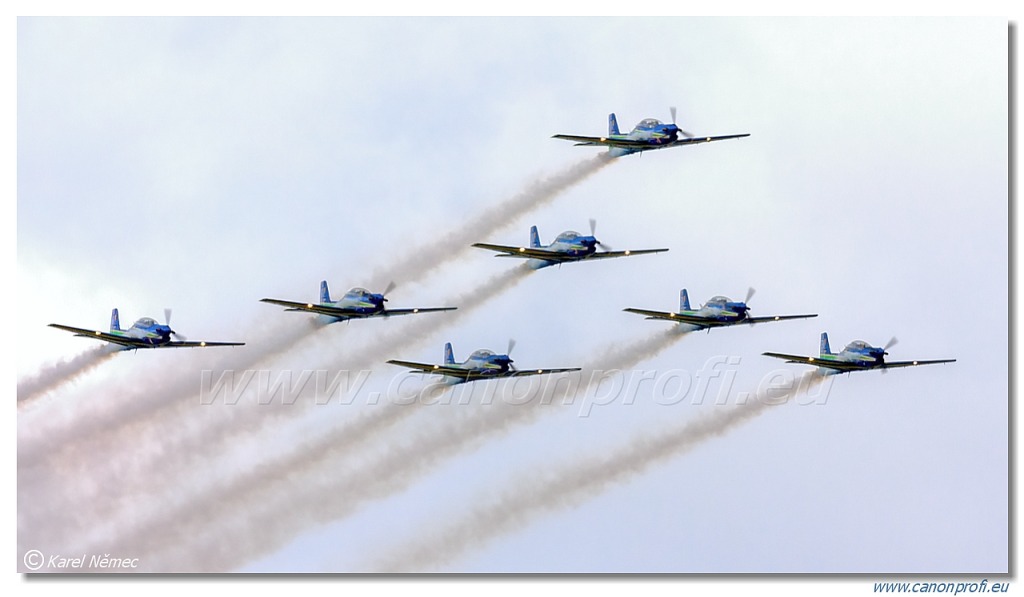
[15,16,1007,581]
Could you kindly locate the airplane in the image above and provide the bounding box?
[623,288,817,332]
[48,308,244,350]
[762,332,956,374]
[260,280,456,323]
[552,108,750,158]
[472,219,668,269]
[387,340,581,384]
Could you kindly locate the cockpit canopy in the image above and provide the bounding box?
[637,118,663,129]
[134,317,158,328]
[470,349,496,359]
[707,295,730,305]
[554,231,581,242]
[845,340,872,351]
[347,287,371,296]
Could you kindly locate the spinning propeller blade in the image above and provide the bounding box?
[505,338,518,371]
[670,106,695,138]
[588,218,613,251]
[380,280,396,302]
[164,308,187,341]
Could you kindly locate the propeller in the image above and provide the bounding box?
[588,218,613,251]
[506,338,517,371]
[883,336,899,354]
[741,287,757,317]
[163,308,188,341]
[380,280,396,302]
[669,106,695,138]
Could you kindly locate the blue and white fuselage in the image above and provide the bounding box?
[261,280,456,323]
[552,110,750,158]
[319,286,387,322]
[525,230,600,269]
[624,288,817,332]
[473,224,668,269]
[685,295,752,326]
[388,342,580,385]
[48,308,244,350]
[763,333,955,374]
[119,316,175,347]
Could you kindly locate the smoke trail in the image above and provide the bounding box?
[17,346,119,405]
[128,327,689,571]
[20,155,612,560]
[23,265,535,555]
[20,156,610,461]
[365,155,611,288]
[370,371,829,572]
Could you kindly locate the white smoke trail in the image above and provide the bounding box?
[22,265,535,554]
[128,327,690,571]
[364,154,611,288]
[369,371,829,572]
[17,345,119,405]
[18,156,614,562]
[19,155,610,459]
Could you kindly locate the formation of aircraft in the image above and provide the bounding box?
[42,107,954,382]
[762,333,956,374]
[48,309,244,350]
[387,340,580,385]
[552,108,750,158]
[260,280,456,323]
[624,288,817,332]
[472,220,668,269]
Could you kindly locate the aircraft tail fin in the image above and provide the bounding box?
[110,308,121,332]
[820,332,832,356]
[679,289,691,311]
[608,113,620,136]
[529,225,541,248]
[444,342,455,365]
[320,280,331,304]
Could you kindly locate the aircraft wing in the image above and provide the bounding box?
[507,367,582,377]
[552,133,750,149]
[551,134,654,148]
[878,359,957,369]
[746,314,819,324]
[622,308,711,327]
[48,324,243,349]
[48,323,153,349]
[260,298,363,319]
[761,352,868,372]
[762,352,955,373]
[473,243,667,263]
[583,248,669,260]
[162,340,246,348]
[672,133,751,146]
[386,359,474,378]
[381,307,457,317]
[471,243,579,262]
